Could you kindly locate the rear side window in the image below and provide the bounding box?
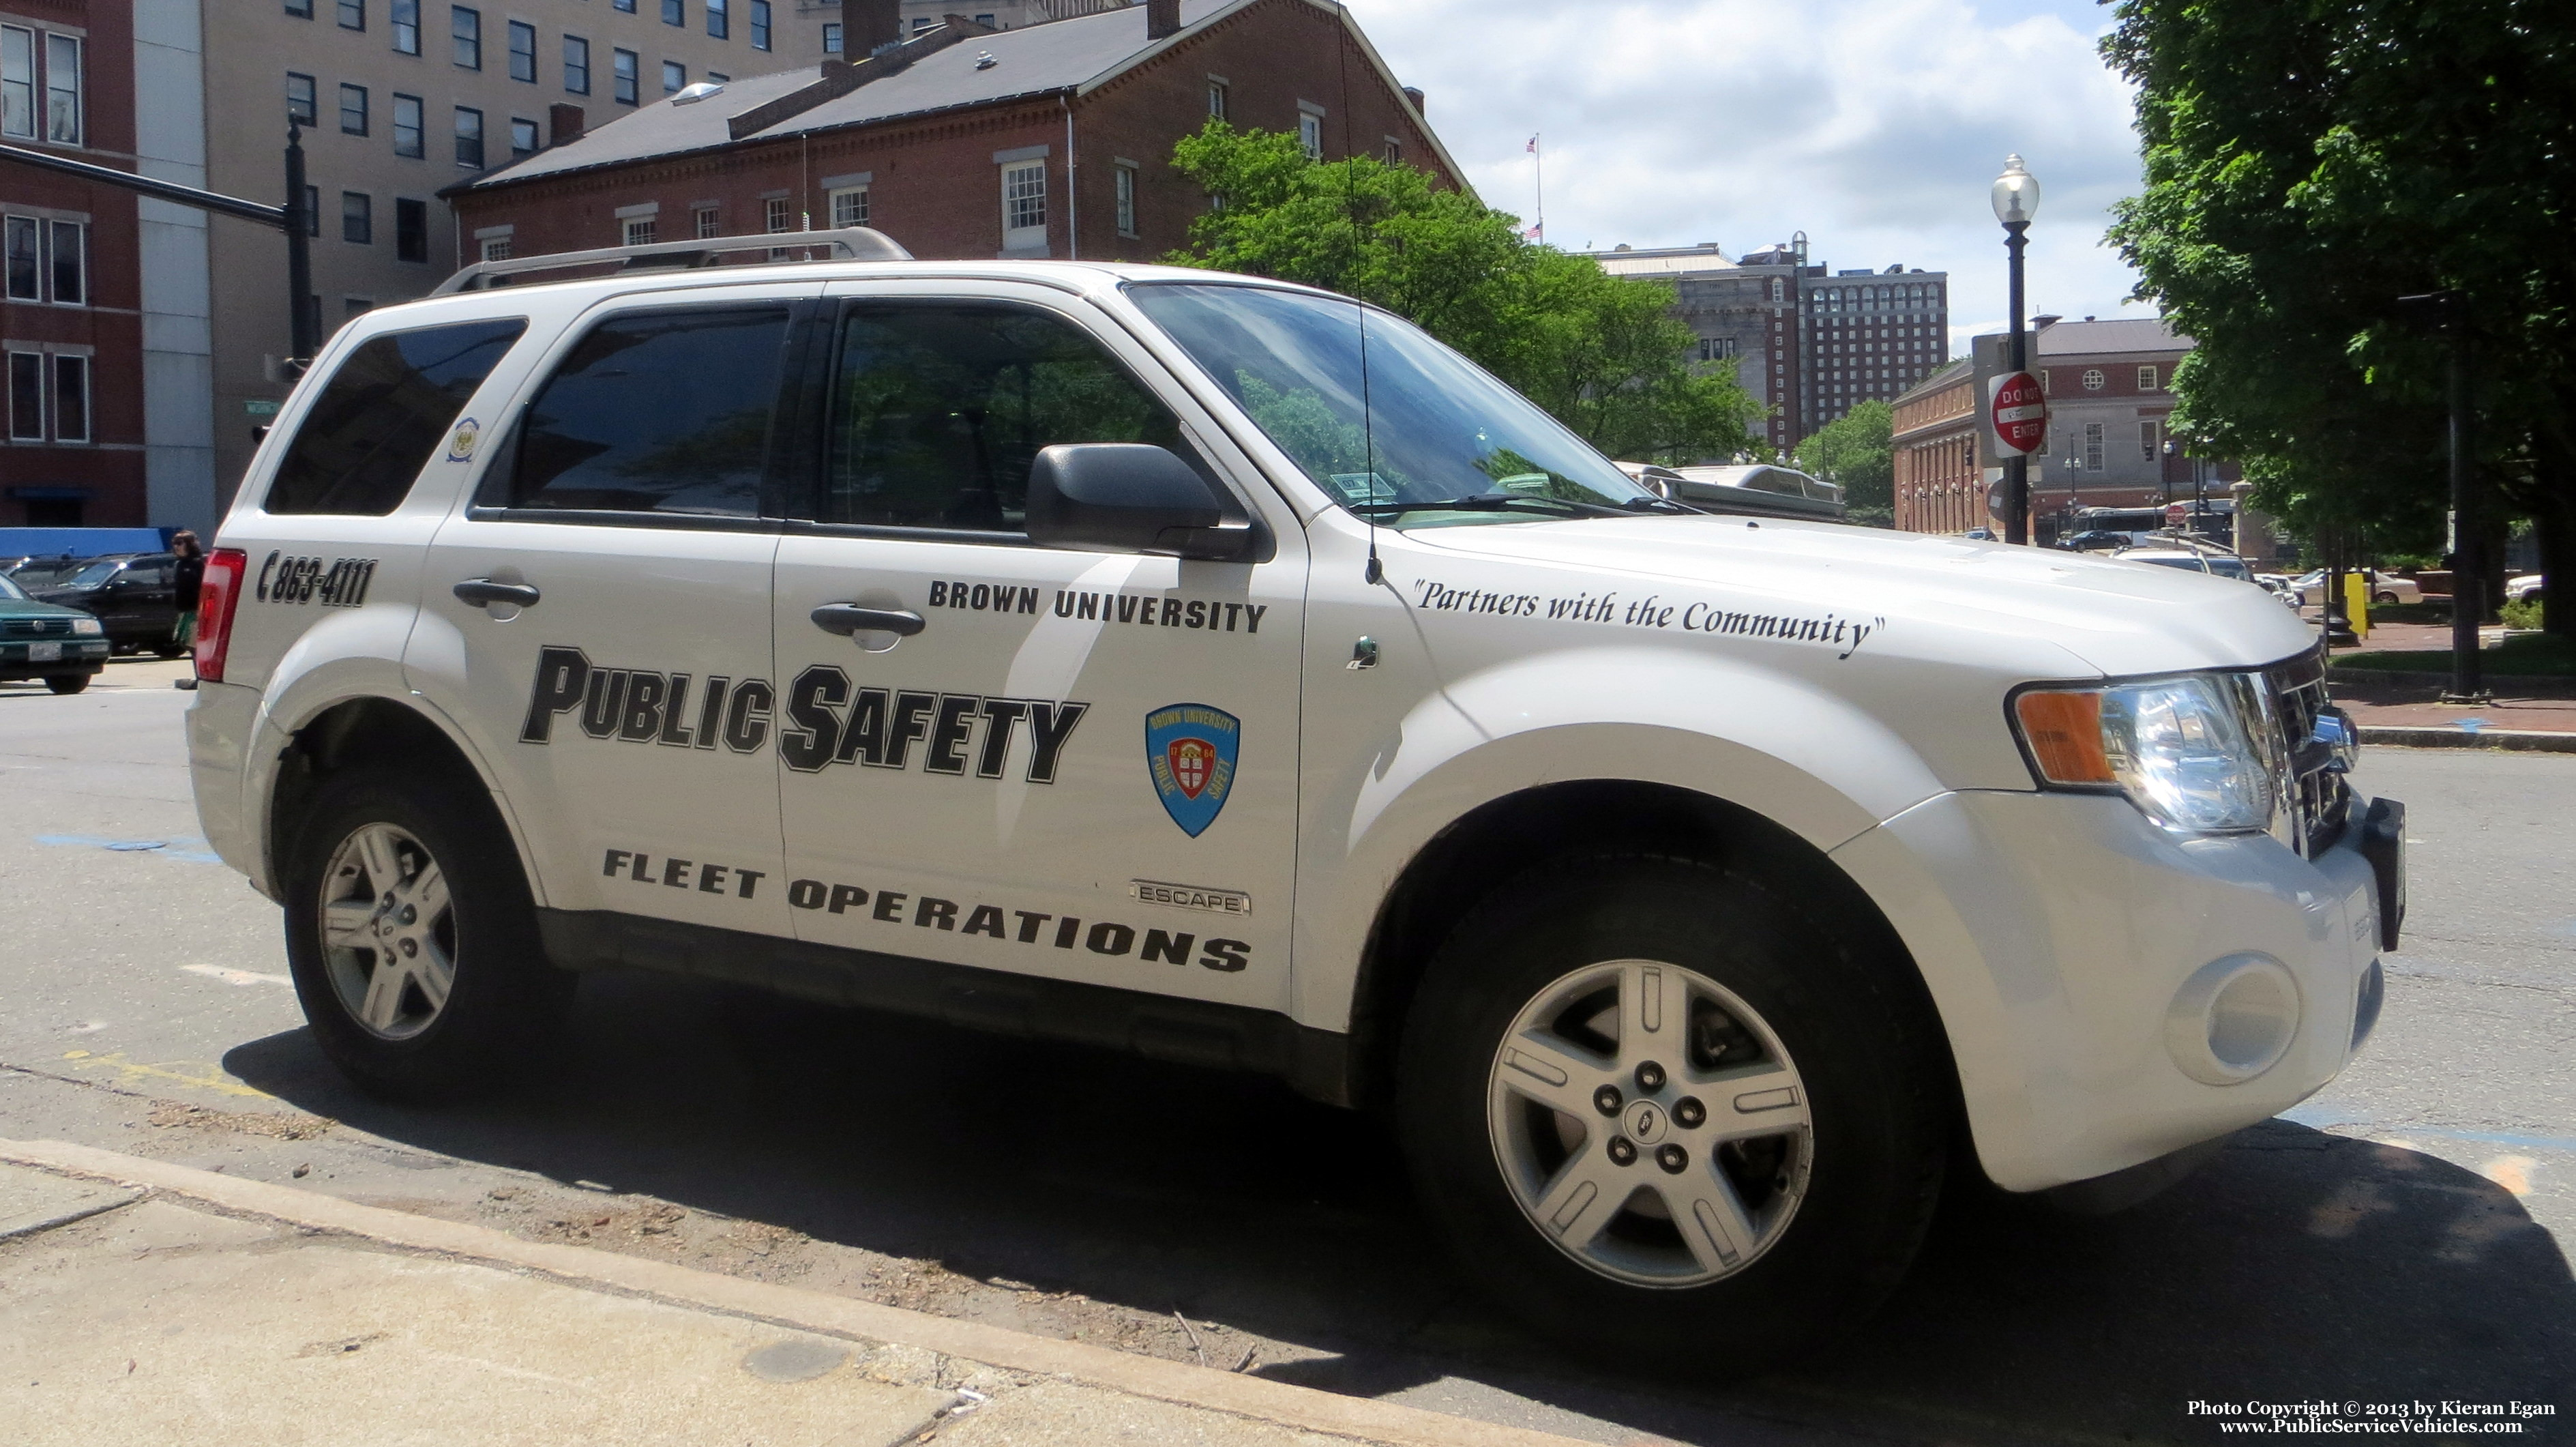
[486,305,790,518]
[265,318,527,515]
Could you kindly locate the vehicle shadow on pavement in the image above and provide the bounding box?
[222,972,2576,1447]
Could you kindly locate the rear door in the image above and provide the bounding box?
[407,284,820,935]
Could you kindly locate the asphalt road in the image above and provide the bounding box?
[4,657,2570,1446]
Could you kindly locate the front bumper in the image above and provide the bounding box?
[0,639,110,676]
[1832,787,2393,1193]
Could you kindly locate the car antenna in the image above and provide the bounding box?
[1337,1,1383,587]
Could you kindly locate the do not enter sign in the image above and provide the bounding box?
[1989,370,2047,454]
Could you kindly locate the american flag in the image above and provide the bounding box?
[1522,223,1543,241]
[1526,135,1539,153]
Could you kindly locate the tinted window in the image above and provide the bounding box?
[266,317,527,515]
[493,306,788,518]
[820,302,1184,531]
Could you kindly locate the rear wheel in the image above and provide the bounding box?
[44,675,89,695]
[2373,591,2399,606]
[282,765,574,1100]
[1397,855,1946,1374]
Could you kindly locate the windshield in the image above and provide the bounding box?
[2207,558,2253,581]
[1126,282,1662,526]
[59,559,121,589]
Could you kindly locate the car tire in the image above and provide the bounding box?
[2373,592,2398,606]
[44,675,89,695]
[280,765,574,1102]
[153,645,189,660]
[1396,854,1946,1375]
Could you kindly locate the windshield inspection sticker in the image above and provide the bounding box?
[1410,577,1885,660]
[1146,704,1239,837]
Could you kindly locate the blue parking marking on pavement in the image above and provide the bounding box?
[33,833,225,864]
[2279,1103,2576,1154]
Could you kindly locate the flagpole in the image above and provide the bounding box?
[1533,134,1544,244]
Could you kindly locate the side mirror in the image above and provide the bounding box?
[1026,443,1252,561]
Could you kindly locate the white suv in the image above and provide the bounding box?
[186,238,2403,1371]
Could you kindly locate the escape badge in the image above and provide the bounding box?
[1145,703,1239,838]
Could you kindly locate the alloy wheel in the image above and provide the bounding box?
[1486,959,1813,1287]
[317,822,456,1041]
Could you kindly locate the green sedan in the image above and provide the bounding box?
[0,572,113,695]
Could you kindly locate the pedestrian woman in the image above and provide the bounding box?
[170,530,205,691]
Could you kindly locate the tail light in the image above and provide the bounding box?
[195,548,249,684]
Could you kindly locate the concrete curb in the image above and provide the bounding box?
[0,1138,1588,1447]
[2331,666,2576,697]
[2358,725,2576,752]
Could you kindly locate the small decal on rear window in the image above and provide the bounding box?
[446,417,481,463]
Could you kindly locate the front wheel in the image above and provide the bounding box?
[1397,856,1947,1374]
[282,766,574,1100]
[2374,591,2399,606]
[44,675,89,695]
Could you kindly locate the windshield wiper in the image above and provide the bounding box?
[1348,491,1631,520]
[1616,495,1700,514]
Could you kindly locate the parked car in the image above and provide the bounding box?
[2058,529,2135,553]
[1663,463,1847,521]
[185,231,2402,1373]
[0,572,113,693]
[30,553,189,656]
[2506,573,2545,604]
[3,555,93,591]
[2283,568,2418,609]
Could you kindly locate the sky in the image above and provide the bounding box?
[1338,0,2153,355]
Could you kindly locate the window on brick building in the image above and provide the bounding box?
[2081,368,2104,391]
[340,0,366,31]
[480,235,512,261]
[823,22,842,53]
[1206,78,1227,119]
[1298,106,1323,160]
[394,94,424,156]
[42,32,74,143]
[664,0,685,26]
[613,49,639,104]
[9,351,42,439]
[396,199,428,261]
[708,0,729,40]
[829,185,869,229]
[765,196,790,233]
[2140,419,2159,463]
[2084,422,2104,471]
[50,354,87,441]
[287,0,314,16]
[508,20,536,81]
[393,0,421,53]
[286,72,318,126]
[340,83,369,134]
[2138,364,2159,390]
[0,27,32,140]
[623,215,657,247]
[1002,161,1046,250]
[47,219,82,306]
[565,36,591,93]
[3,216,35,300]
[342,191,373,244]
[664,61,686,96]
[750,0,771,50]
[694,205,720,238]
[510,117,537,156]
[1114,162,1137,237]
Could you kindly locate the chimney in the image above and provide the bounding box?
[548,102,584,146]
[1147,0,1181,41]
[1402,85,1424,116]
[844,0,902,55]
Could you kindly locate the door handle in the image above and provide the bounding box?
[454,579,542,609]
[810,603,926,638]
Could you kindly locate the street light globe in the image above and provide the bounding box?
[1992,154,2041,226]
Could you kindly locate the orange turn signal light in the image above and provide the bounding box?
[2015,690,2116,785]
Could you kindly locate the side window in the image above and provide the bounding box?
[819,302,1186,532]
[490,305,790,518]
[265,317,527,515]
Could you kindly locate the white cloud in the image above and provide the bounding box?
[1343,0,2155,351]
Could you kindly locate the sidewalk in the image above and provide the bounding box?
[0,1143,1591,1447]
[2324,619,2576,750]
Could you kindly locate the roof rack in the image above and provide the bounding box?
[430,226,913,295]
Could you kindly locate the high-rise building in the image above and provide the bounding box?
[1582,239,1951,455]
[110,0,832,529]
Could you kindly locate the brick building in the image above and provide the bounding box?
[2,0,142,528]
[445,0,1452,273]
[1581,237,1950,456]
[1889,358,1979,535]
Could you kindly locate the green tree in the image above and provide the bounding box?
[2103,0,2576,635]
[1167,121,1764,465]
[1794,400,1895,526]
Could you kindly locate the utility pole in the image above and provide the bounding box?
[284,119,316,368]
[2397,289,2485,702]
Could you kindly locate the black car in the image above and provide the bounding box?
[31,553,189,656]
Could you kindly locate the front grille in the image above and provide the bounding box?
[1,616,75,639]
[2262,647,2351,857]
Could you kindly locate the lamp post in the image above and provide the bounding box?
[1992,155,2041,544]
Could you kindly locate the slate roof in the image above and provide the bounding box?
[457,0,1454,192]
[2034,316,2190,357]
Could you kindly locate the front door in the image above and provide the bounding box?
[767,287,1307,1010]
[409,289,817,936]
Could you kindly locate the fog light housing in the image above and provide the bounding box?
[2165,954,2300,1085]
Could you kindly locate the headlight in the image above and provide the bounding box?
[70,617,103,636]
[2013,673,2276,834]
